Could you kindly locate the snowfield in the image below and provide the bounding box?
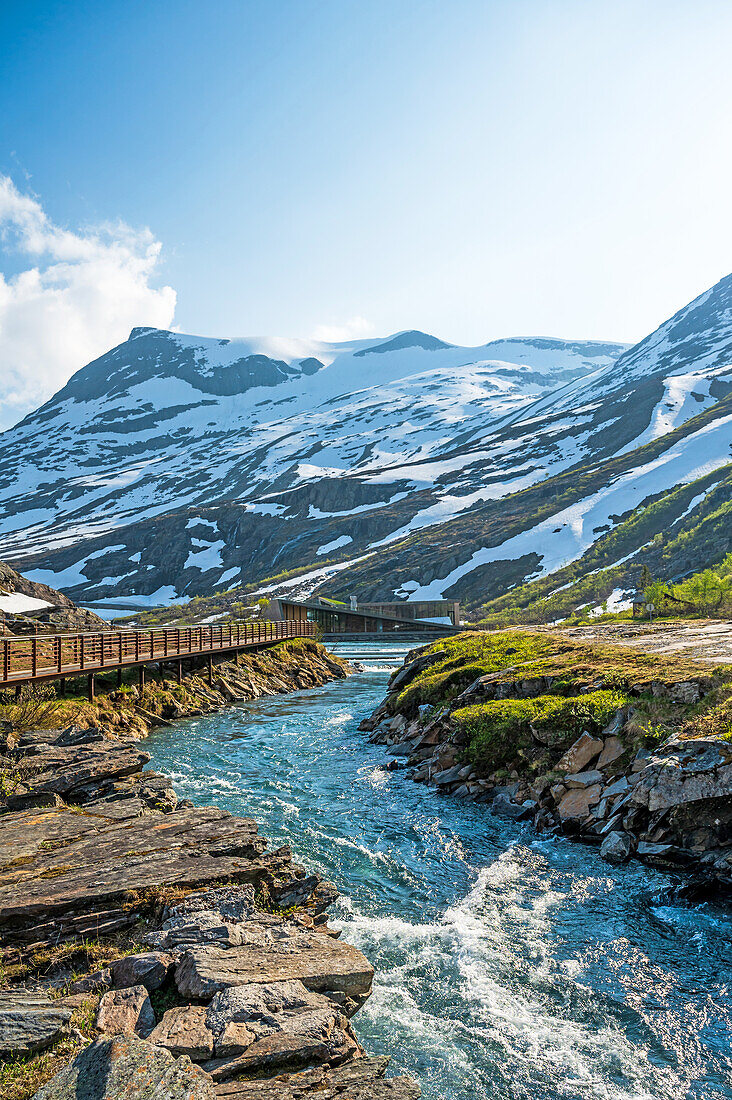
[1,272,731,609]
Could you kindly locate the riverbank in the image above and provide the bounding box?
[0,638,353,744]
[361,629,732,889]
[0,640,420,1100]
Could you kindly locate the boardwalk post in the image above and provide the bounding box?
[117,667,123,688]
[59,678,66,696]
[139,666,145,691]
[207,656,213,686]
[88,673,95,702]
[177,660,182,684]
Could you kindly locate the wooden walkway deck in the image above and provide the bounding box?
[0,620,315,695]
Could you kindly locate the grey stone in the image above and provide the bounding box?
[565,770,604,789]
[603,776,629,799]
[600,831,634,864]
[111,952,172,992]
[0,992,71,1057]
[175,931,374,1001]
[31,1035,215,1099]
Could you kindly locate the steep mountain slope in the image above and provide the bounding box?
[0,328,624,604]
[1,272,731,615]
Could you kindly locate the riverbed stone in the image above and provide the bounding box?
[31,1035,216,1099]
[96,985,156,1038]
[556,733,603,774]
[557,784,602,822]
[600,831,635,864]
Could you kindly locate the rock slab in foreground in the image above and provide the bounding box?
[214,1054,421,1098]
[32,1035,216,1100]
[175,937,374,1001]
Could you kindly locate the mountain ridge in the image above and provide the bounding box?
[0,274,731,620]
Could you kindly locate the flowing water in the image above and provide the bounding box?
[144,641,732,1100]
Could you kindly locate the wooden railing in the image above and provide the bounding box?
[0,620,315,689]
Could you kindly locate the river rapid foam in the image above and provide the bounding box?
[144,641,732,1100]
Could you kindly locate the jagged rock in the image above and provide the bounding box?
[111,952,173,992]
[175,932,374,1001]
[557,784,602,822]
[0,991,72,1057]
[597,736,625,769]
[213,1055,421,1098]
[96,985,156,1038]
[201,979,359,1073]
[169,886,256,924]
[603,776,629,799]
[564,769,604,789]
[556,733,604,774]
[149,1006,215,1061]
[31,1035,216,1099]
[491,793,532,820]
[631,752,732,813]
[600,831,635,864]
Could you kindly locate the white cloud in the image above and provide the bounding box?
[0,176,176,429]
[310,316,372,343]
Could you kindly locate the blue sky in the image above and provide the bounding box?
[1,0,732,422]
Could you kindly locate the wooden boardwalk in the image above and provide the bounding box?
[0,620,316,696]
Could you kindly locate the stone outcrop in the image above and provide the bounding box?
[0,644,419,1100]
[362,643,732,888]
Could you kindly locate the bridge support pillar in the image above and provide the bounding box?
[177,660,182,685]
[207,657,213,686]
[139,666,145,692]
[117,668,123,688]
[14,685,21,699]
[59,678,66,697]
[87,673,95,703]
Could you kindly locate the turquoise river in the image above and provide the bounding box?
[144,641,732,1100]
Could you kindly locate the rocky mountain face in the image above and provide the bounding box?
[1,272,731,615]
[0,559,107,633]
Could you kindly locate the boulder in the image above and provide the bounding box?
[213,1055,420,1099]
[31,1035,215,1099]
[96,985,156,1038]
[149,1006,215,1061]
[111,952,172,992]
[175,932,374,1001]
[564,770,604,789]
[596,737,625,769]
[555,733,603,774]
[202,979,358,1073]
[557,784,602,822]
[0,992,71,1057]
[600,831,635,864]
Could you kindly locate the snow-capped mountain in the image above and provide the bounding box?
[1,272,731,616]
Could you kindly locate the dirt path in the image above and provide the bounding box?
[553,618,732,664]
